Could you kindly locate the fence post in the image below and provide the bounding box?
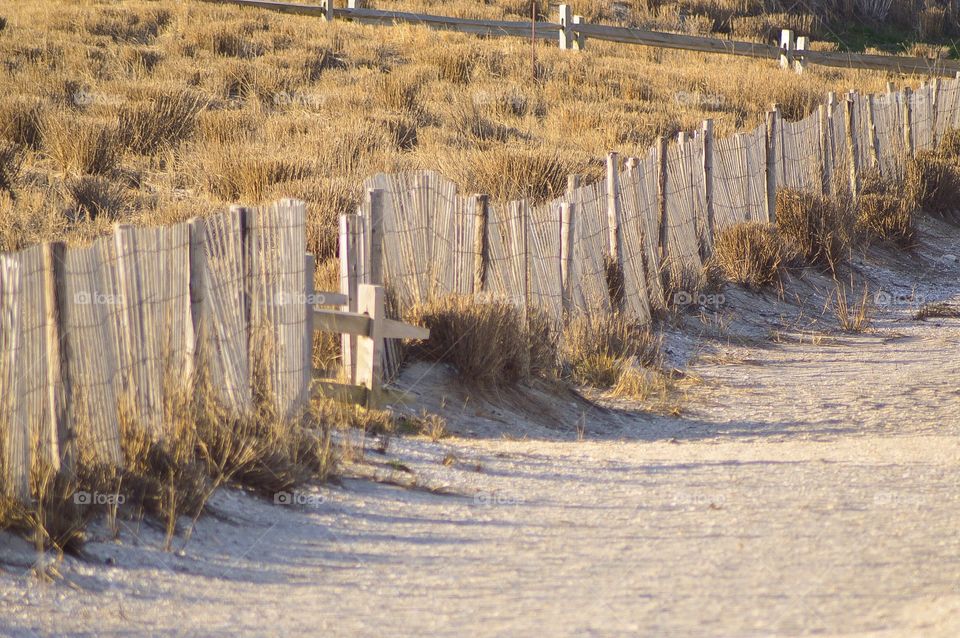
[903,86,914,158]
[656,136,669,261]
[765,108,778,224]
[606,151,621,266]
[188,218,209,379]
[365,188,384,285]
[779,29,794,70]
[866,94,880,172]
[339,214,360,384]
[794,36,808,74]
[560,201,574,314]
[304,252,315,381]
[572,15,585,50]
[817,104,830,195]
[472,194,489,294]
[932,77,942,144]
[320,0,334,21]
[844,93,860,199]
[702,119,715,246]
[886,82,895,97]
[355,284,384,409]
[42,241,74,474]
[737,133,752,220]
[559,4,572,50]
[566,174,581,198]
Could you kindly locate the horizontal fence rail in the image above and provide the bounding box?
[204,0,960,76]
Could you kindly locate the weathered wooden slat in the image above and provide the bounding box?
[574,22,781,59]
[313,308,372,336]
[382,319,429,341]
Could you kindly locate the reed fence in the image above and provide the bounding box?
[348,77,959,334]
[0,201,425,504]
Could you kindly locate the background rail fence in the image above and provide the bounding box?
[0,200,427,504]
[349,76,958,334]
[205,0,960,77]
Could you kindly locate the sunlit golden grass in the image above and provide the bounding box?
[0,0,899,259]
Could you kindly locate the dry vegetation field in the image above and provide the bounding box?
[0,0,906,266]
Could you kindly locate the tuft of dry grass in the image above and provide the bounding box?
[561,312,660,389]
[912,302,960,320]
[776,188,854,271]
[830,280,872,333]
[0,141,23,194]
[117,89,205,155]
[906,150,960,216]
[398,410,448,441]
[65,175,131,222]
[0,98,45,149]
[43,114,121,176]
[712,221,786,289]
[406,295,557,386]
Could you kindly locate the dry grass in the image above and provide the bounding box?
[43,114,121,176]
[913,301,960,320]
[0,0,896,256]
[406,295,557,386]
[561,312,660,389]
[830,280,872,333]
[776,188,855,271]
[398,410,448,441]
[856,171,917,245]
[906,150,960,217]
[712,222,786,289]
[117,89,205,155]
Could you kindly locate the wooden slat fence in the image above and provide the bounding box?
[0,201,314,503]
[354,77,959,332]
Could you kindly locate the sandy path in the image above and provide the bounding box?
[1,309,958,637]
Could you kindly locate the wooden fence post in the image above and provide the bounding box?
[737,132,752,220]
[765,107,778,224]
[365,188,384,285]
[903,86,914,158]
[472,194,489,294]
[304,252,315,383]
[42,241,74,474]
[559,4,573,50]
[779,29,794,70]
[794,36,808,74]
[702,119,715,246]
[567,174,581,198]
[606,151,621,265]
[886,82,895,97]
[188,218,209,379]
[866,94,880,172]
[844,93,860,198]
[572,15,585,50]
[320,0,334,21]
[560,202,574,314]
[656,136,669,261]
[339,214,360,384]
[355,284,384,408]
[818,104,830,195]
[932,77,942,144]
